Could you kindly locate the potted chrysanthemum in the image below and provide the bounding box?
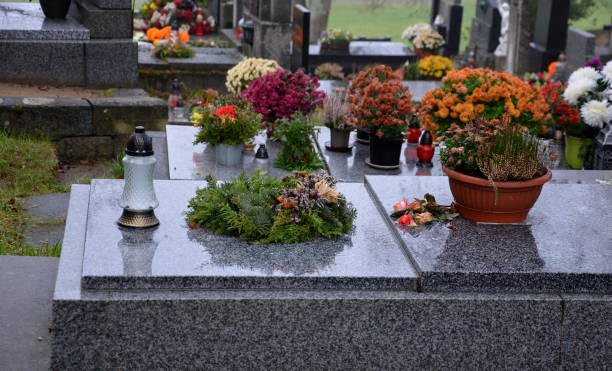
[562,62,612,169]
[191,96,262,166]
[225,57,281,95]
[411,28,445,59]
[347,65,413,168]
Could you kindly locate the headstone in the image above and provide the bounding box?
[566,28,596,72]
[232,0,243,29]
[529,0,570,72]
[506,0,531,75]
[430,0,441,24]
[291,4,310,72]
[438,0,463,56]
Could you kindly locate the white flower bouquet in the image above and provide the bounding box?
[225,57,281,95]
[401,23,432,42]
[564,61,612,130]
[412,28,445,52]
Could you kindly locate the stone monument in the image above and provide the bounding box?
[529,0,570,73]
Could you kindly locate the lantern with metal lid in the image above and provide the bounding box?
[117,126,160,228]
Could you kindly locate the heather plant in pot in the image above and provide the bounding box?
[439,114,551,223]
[347,65,412,168]
[191,96,262,166]
[321,93,355,151]
[242,69,326,136]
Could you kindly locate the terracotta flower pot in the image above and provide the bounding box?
[442,166,552,223]
[413,47,434,59]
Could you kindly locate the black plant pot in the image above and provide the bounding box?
[369,135,403,167]
[356,128,370,144]
[40,0,72,18]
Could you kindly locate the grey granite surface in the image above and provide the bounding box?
[560,294,612,369]
[80,179,418,290]
[314,127,444,182]
[0,3,89,40]
[84,39,138,87]
[317,80,442,103]
[138,47,243,71]
[0,40,85,85]
[365,176,612,293]
[69,0,132,39]
[52,184,608,369]
[314,127,607,184]
[86,0,132,9]
[167,125,294,180]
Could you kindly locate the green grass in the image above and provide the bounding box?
[326,0,612,54]
[0,131,67,256]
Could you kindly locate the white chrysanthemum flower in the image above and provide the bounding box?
[401,23,432,40]
[602,60,612,85]
[580,100,612,128]
[568,67,600,84]
[564,78,597,105]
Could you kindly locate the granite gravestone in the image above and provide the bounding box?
[438,0,463,56]
[430,0,441,24]
[566,28,596,72]
[291,4,310,72]
[529,0,570,72]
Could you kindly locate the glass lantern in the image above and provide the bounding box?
[117,126,160,228]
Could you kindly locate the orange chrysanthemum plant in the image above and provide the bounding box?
[419,68,552,141]
[347,65,413,139]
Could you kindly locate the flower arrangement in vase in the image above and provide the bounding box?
[242,69,326,136]
[347,65,412,168]
[417,55,453,80]
[191,96,262,166]
[321,92,355,151]
[561,62,612,168]
[134,0,214,36]
[320,29,354,53]
[225,57,281,95]
[186,171,356,244]
[419,68,552,141]
[411,28,445,58]
[401,23,433,44]
[439,114,551,223]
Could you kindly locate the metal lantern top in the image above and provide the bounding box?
[125,126,154,157]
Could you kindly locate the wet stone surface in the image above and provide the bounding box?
[166,125,293,180]
[0,3,89,40]
[80,179,418,290]
[365,175,612,293]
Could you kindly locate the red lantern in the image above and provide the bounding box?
[417,130,434,166]
[407,127,421,143]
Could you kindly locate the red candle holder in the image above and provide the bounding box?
[417,130,434,167]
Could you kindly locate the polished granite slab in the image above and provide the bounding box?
[80,179,418,290]
[314,127,444,182]
[166,125,294,180]
[0,3,89,40]
[314,127,609,183]
[365,176,612,293]
[317,80,442,103]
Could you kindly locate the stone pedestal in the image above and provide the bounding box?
[0,2,137,87]
[51,175,612,369]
